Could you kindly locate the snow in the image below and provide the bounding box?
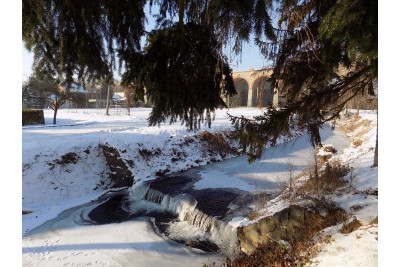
[194,124,350,196]
[23,217,220,267]
[22,107,378,266]
[194,170,257,191]
[304,111,378,266]
[22,107,264,234]
[307,224,378,267]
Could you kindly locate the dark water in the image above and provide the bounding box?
[86,174,252,253]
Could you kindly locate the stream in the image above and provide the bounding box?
[23,125,350,266]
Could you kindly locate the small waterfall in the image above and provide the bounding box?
[184,209,218,233]
[145,188,164,204]
[128,184,239,255]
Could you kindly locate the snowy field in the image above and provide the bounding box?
[21,107,378,266]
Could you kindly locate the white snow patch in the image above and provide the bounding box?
[194,170,257,191]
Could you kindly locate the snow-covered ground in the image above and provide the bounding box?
[305,111,378,266]
[21,107,378,266]
[22,107,267,235]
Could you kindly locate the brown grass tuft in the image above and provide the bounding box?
[196,130,238,156]
[370,216,378,225]
[340,219,362,234]
[352,139,363,148]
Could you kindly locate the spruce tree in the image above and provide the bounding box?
[23,0,279,129]
[23,0,377,141]
[230,0,377,161]
[22,0,146,85]
[121,23,236,131]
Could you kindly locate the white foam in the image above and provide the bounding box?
[127,184,239,255]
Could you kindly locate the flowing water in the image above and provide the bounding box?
[77,174,253,255]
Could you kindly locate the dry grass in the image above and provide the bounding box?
[340,219,362,234]
[246,211,262,220]
[138,147,161,160]
[196,130,238,156]
[352,139,363,148]
[322,145,337,153]
[207,156,351,267]
[338,117,370,135]
[55,152,79,165]
[246,191,269,220]
[220,240,315,267]
[370,216,378,225]
[215,208,344,267]
[353,127,370,139]
[299,159,349,196]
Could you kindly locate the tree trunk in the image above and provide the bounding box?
[373,111,378,167]
[178,0,185,29]
[125,86,131,115]
[309,124,322,148]
[106,83,110,116]
[53,106,58,125]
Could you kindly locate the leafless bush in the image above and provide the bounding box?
[352,139,363,148]
[138,147,161,161]
[246,191,269,220]
[196,130,239,156]
[213,156,351,267]
[340,218,362,234]
[300,156,349,197]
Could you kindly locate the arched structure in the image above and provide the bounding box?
[229,78,249,107]
[252,76,273,108]
[231,68,279,108]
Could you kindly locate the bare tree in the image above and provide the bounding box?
[124,85,132,115]
[26,77,72,124]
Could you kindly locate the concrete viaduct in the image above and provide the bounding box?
[228,68,279,108]
[141,68,280,108]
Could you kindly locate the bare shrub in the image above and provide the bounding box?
[54,152,79,165]
[347,167,359,192]
[340,218,362,234]
[350,204,364,213]
[300,158,349,197]
[196,130,238,156]
[215,156,351,267]
[219,240,315,267]
[352,139,363,148]
[138,147,161,161]
[370,216,378,225]
[246,191,269,220]
[278,160,299,197]
[322,145,337,153]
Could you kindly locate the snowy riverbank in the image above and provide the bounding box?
[21,108,378,266]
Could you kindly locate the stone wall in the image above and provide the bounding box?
[237,205,322,253]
